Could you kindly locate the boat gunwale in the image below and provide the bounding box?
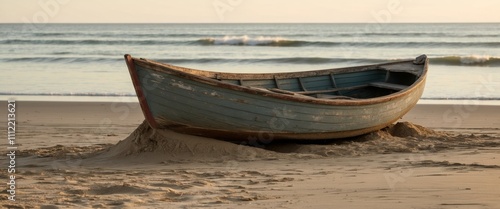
[128,55,428,107]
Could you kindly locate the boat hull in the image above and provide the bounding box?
[125,55,427,140]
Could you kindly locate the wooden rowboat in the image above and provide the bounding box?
[124,54,428,141]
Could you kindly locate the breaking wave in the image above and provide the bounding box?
[4,55,500,67]
[431,55,500,66]
[3,36,500,49]
[196,36,500,48]
[196,36,306,47]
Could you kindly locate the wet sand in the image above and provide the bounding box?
[0,101,499,208]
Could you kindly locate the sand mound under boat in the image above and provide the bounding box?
[89,119,458,162]
[387,121,441,138]
[88,120,498,163]
[92,121,280,163]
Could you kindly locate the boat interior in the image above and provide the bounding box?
[217,68,419,100]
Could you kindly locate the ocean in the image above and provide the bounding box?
[1,23,499,103]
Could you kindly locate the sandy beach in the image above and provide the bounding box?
[1,101,499,208]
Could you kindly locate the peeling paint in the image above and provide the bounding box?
[210,91,222,97]
[171,79,194,91]
[312,115,323,121]
[151,73,165,80]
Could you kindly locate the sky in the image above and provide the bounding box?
[0,0,499,23]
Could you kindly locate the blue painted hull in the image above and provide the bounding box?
[125,55,428,140]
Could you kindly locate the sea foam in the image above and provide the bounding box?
[199,35,294,46]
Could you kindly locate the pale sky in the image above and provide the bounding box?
[0,0,499,23]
